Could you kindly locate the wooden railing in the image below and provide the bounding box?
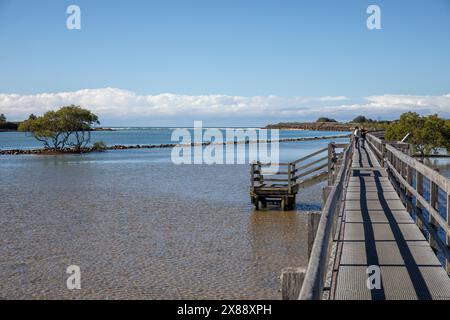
[366,133,384,164]
[298,133,450,300]
[251,161,298,193]
[251,146,327,190]
[327,143,348,186]
[250,143,348,210]
[367,133,450,275]
[366,133,411,161]
[251,144,347,191]
[385,144,450,273]
[299,141,353,300]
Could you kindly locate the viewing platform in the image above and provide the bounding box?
[250,144,346,210]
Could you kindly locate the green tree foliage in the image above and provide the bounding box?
[92,141,107,151]
[316,117,337,123]
[18,105,100,151]
[385,112,450,156]
[352,115,374,123]
[0,114,19,130]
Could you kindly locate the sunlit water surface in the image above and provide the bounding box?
[0,129,350,299]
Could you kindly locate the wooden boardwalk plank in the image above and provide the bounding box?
[333,144,450,300]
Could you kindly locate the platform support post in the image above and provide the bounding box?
[307,212,322,260]
[281,267,306,300]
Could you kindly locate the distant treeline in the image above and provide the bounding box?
[267,113,450,156]
[0,114,19,131]
[265,115,391,131]
[316,115,389,124]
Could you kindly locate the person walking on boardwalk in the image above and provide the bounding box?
[360,127,368,148]
[353,126,361,148]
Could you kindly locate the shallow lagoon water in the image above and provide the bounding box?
[423,157,450,179]
[0,130,348,299]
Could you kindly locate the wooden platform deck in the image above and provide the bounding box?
[250,144,345,210]
[332,145,450,299]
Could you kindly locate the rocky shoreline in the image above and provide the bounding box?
[0,134,350,155]
[0,127,114,133]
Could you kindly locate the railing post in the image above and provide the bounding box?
[291,163,296,209]
[401,160,406,179]
[307,212,322,260]
[327,143,333,186]
[288,163,292,194]
[281,267,306,300]
[255,162,263,187]
[415,171,424,232]
[429,181,439,252]
[387,149,391,167]
[385,148,389,168]
[251,163,255,189]
[381,142,386,167]
[405,165,413,213]
[399,160,406,198]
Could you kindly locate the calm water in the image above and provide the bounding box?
[0,129,348,299]
[423,157,450,179]
[0,128,346,150]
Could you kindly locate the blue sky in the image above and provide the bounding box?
[0,0,449,126]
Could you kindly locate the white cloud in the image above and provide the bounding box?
[0,88,449,123]
[308,94,450,119]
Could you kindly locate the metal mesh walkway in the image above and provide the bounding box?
[333,144,450,300]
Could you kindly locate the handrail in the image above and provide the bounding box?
[299,142,353,300]
[251,144,341,191]
[367,133,383,144]
[293,163,328,181]
[294,156,328,173]
[385,144,450,194]
[299,133,450,300]
[384,143,450,267]
[291,147,328,165]
[367,132,450,275]
[366,133,384,164]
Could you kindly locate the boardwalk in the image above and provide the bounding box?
[332,144,450,299]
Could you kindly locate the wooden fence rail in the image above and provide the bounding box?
[367,133,450,274]
[298,141,353,299]
[297,132,450,300]
[250,143,348,210]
